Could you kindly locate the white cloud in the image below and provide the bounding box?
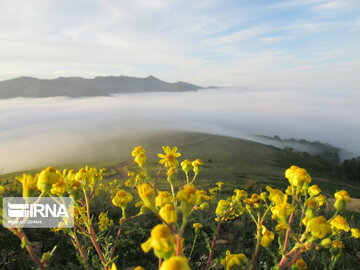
[0,0,359,88]
[312,0,360,11]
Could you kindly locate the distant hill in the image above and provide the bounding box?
[0,75,204,98]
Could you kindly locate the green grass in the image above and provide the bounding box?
[2,131,360,198]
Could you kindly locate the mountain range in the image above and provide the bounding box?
[0,75,204,98]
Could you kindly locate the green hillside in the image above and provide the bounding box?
[2,131,360,198]
[96,131,360,198]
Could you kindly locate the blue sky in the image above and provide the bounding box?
[0,0,359,87]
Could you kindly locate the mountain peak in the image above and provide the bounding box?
[0,75,203,99]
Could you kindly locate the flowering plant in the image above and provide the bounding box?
[0,147,359,269]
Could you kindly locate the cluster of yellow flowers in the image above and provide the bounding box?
[0,166,105,201]
[201,165,360,270]
[1,146,360,270]
[98,212,114,232]
[106,145,208,269]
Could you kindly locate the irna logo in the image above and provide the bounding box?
[3,197,74,228]
[7,202,69,218]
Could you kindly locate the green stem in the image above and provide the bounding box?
[250,221,262,270]
[170,184,175,199]
[188,233,198,260]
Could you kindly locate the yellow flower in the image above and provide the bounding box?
[132,146,145,157]
[37,167,61,192]
[160,256,190,270]
[285,185,293,196]
[306,216,331,239]
[180,160,192,173]
[177,184,197,214]
[38,167,60,184]
[266,186,287,205]
[334,190,350,211]
[167,166,177,185]
[195,190,210,205]
[314,195,327,207]
[67,169,77,180]
[234,189,248,201]
[98,212,114,231]
[167,167,177,177]
[216,200,231,218]
[304,199,317,219]
[275,222,288,231]
[271,203,294,222]
[135,153,147,168]
[260,226,275,248]
[244,193,261,207]
[124,179,132,187]
[305,198,317,209]
[216,182,224,189]
[351,228,360,238]
[51,178,67,195]
[159,204,177,224]
[193,222,204,235]
[75,168,89,181]
[285,165,311,187]
[141,224,176,259]
[137,183,157,213]
[111,263,118,270]
[158,146,181,168]
[134,267,145,270]
[192,159,203,167]
[69,180,81,191]
[177,185,197,205]
[330,215,350,232]
[302,217,309,226]
[209,187,219,194]
[112,190,133,208]
[332,240,344,249]
[334,190,350,202]
[220,250,248,270]
[308,185,321,197]
[156,191,173,208]
[294,258,307,270]
[192,159,203,174]
[16,173,38,197]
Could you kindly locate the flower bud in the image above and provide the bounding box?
[321,238,332,248]
[137,183,158,213]
[159,204,177,224]
[37,167,60,193]
[260,192,268,201]
[199,202,209,211]
[334,199,346,211]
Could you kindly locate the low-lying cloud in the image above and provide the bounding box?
[1,87,359,173]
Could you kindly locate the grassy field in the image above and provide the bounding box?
[98,131,360,199]
[2,131,360,198]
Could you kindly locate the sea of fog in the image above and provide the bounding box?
[1,87,359,173]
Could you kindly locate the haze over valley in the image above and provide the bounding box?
[1,83,359,173]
